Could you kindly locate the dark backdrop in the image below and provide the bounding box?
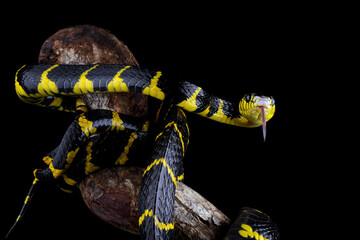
[1,3,323,239]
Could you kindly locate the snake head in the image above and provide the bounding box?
[239,93,275,140]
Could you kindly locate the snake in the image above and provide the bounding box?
[8,63,278,239]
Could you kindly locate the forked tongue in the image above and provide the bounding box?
[259,106,266,141]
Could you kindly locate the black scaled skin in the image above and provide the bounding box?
[35,109,150,192]
[224,208,280,240]
[9,64,279,240]
[139,106,189,239]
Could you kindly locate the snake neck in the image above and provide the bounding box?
[175,81,251,127]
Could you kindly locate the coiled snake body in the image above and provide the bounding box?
[9,64,279,239]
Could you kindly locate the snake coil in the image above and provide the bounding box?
[8,63,278,240]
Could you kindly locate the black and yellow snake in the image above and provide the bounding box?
[8,63,278,239]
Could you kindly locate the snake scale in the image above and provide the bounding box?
[8,63,278,239]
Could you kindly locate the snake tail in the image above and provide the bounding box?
[6,178,39,239]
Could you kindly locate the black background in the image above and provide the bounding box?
[1,3,336,240]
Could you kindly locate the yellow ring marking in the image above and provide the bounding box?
[111,112,125,131]
[78,114,97,137]
[172,123,185,156]
[115,132,138,165]
[107,65,131,92]
[142,71,165,100]
[177,173,184,181]
[62,174,77,186]
[49,97,62,108]
[176,87,202,112]
[15,65,29,101]
[60,188,73,193]
[38,64,59,96]
[74,65,98,94]
[139,209,175,231]
[84,141,100,175]
[42,156,53,165]
[238,224,268,240]
[155,121,185,156]
[49,148,80,179]
[143,158,178,187]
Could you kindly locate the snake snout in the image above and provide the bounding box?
[254,96,272,109]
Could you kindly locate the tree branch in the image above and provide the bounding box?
[38,25,230,239]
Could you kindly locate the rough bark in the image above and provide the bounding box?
[38,24,230,239]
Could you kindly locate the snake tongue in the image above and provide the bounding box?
[259,106,266,141]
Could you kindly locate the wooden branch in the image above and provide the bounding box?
[79,166,230,239]
[38,24,147,116]
[38,25,230,239]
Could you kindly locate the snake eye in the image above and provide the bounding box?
[244,94,253,102]
[270,97,275,106]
